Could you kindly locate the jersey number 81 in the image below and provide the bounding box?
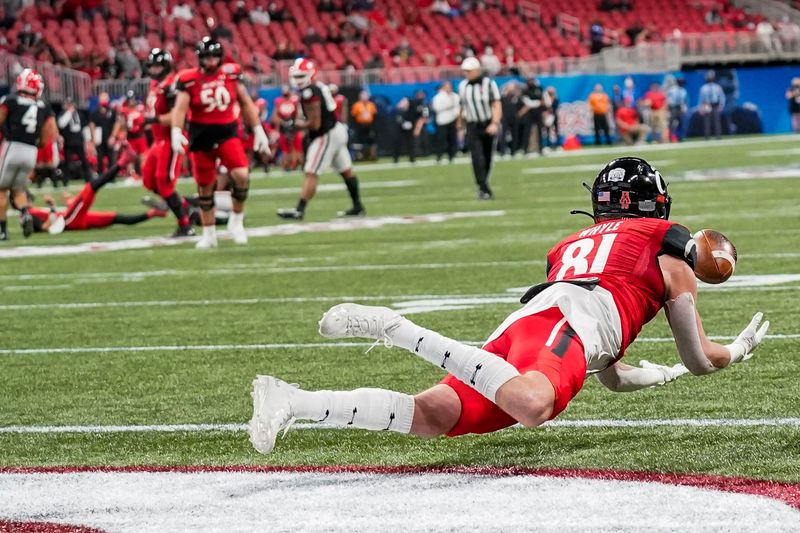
[555,234,618,280]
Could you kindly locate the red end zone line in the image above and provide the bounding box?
[2,464,798,510]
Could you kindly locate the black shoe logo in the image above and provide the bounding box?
[319,409,330,422]
[441,351,451,369]
[415,337,424,353]
[347,407,357,425]
[383,412,395,431]
[470,363,483,385]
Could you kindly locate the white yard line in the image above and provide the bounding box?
[0,334,797,356]
[522,160,674,174]
[2,417,800,434]
[0,210,505,259]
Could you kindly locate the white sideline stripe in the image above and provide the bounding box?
[0,334,798,356]
[522,160,674,174]
[0,210,505,259]
[748,148,800,157]
[3,417,800,434]
[249,179,416,196]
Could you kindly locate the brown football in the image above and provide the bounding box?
[692,229,737,284]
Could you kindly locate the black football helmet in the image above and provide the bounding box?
[196,36,224,60]
[145,48,173,79]
[589,157,671,221]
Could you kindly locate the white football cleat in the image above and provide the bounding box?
[194,235,218,249]
[227,213,248,245]
[248,375,296,454]
[319,303,403,344]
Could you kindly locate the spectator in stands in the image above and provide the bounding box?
[777,16,800,50]
[391,38,414,61]
[480,46,501,76]
[303,28,325,48]
[131,30,150,57]
[319,0,339,13]
[327,23,344,44]
[172,2,193,21]
[351,91,378,161]
[544,86,560,149]
[625,20,645,45]
[273,41,297,60]
[666,76,689,141]
[705,7,723,26]
[341,21,363,43]
[462,36,477,57]
[642,82,668,143]
[250,5,271,26]
[588,84,612,146]
[0,5,15,30]
[365,54,384,69]
[502,46,518,73]
[499,81,522,157]
[233,1,249,24]
[699,70,725,140]
[431,0,452,16]
[269,2,290,22]
[599,0,631,13]
[622,76,636,105]
[212,21,235,41]
[590,19,605,54]
[89,93,117,174]
[58,98,91,183]
[431,81,461,163]
[756,19,781,53]
[116,42,141,79]
[615,100,649,145]
[785,78,800,133]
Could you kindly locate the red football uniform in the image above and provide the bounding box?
[29,184,116,230]
[122,104,148,155]
[143,73,183,196]
[175,63,248,185]
[333,93,346,122]
[546,217,693,359]
[274,95,303,153]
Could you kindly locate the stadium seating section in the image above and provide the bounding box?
[6,0,765,78]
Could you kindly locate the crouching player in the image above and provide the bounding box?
[249,157,769,452]
[171,36,271,248]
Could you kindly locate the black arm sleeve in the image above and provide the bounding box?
[661,224,697,269]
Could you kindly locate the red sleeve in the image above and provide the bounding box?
[175,69,198,92]
[222,63,242,81]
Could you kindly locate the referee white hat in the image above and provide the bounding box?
[460,57,481,71]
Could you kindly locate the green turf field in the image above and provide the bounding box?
[1,136,799,481]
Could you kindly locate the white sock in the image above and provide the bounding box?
[289,387,415,433]
[228,211,244,227]
[388,318,520,403]
[202,225,217,239]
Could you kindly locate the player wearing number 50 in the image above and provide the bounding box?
[171,37,271,249]
[249,157,769,453]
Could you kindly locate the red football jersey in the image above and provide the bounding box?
[146,73,178,142]
[546,217,693,356]
[124,105,146,137]
[274,95,298,121]
[333,94,346,122]
[175,63,242,125]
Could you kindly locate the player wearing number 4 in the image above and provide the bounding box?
[172,37,271,248]
[249,157,770,453]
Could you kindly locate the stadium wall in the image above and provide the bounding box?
[257,65,797,147]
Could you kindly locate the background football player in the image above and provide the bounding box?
[0,68,56,240]
[249,157,769,453]
[171,36,271,248]
[142,48,194,237]
[276,58,365,220]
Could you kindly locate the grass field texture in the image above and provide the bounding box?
[1,136,799,482]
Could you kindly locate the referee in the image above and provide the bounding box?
[458,57,502,200]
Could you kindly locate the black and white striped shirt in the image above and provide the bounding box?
[458,76,500,124]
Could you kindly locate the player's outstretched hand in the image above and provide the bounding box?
[171,127,188,155]
[253,125,271,156]
[639,360,689,385]
[726,312,770,364]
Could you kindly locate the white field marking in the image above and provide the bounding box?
[0,210,505,260]
[1,333,798,356]
[3,284,73,291]
[248,179,417,196]
[522,160,674,174]
[1,471,797,533]
[3,417,800,435]
[748,147,800,157]
[674,166,800,182]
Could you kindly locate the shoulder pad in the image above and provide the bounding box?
[222,63,241,76]
[661,223,697,269]
[302,87,315,100]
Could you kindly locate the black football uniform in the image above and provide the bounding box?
[299,81,338,140]
[0,93,53,146]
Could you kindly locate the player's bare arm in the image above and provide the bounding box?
[486,101,501,135]
[296,99,321,130]
[0,104,7,126]
[235,82,269,154]
[660,253,769,374]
